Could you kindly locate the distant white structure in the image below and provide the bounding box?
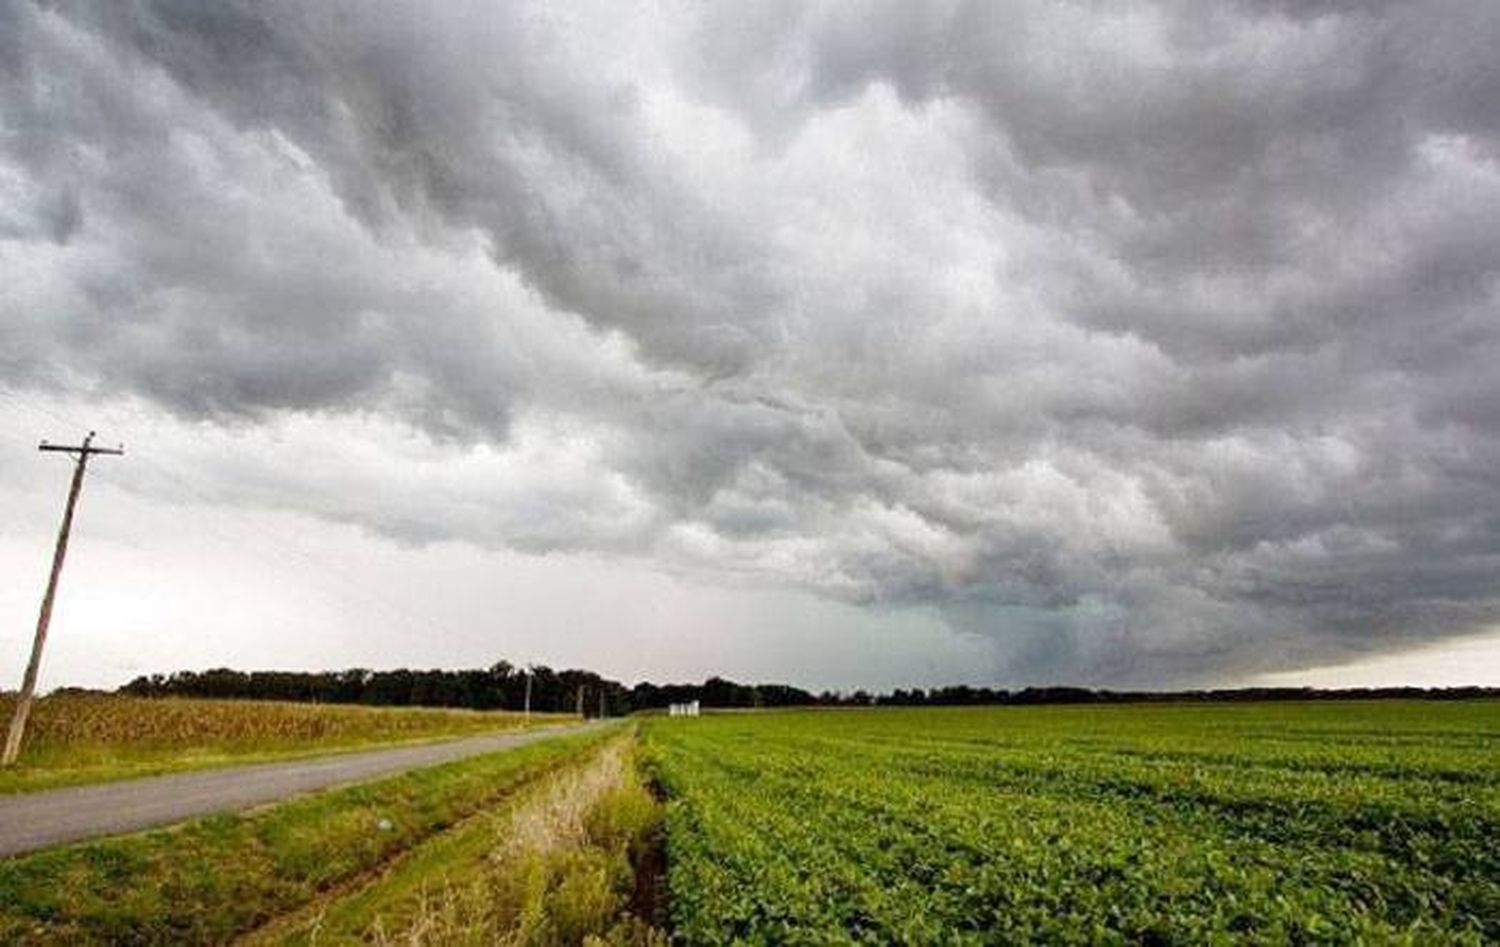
[668,700,700,717]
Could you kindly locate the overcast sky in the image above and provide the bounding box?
[3,0,1500,692]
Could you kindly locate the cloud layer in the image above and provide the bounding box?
[4,0,1499,685]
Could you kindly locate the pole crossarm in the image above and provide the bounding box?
[39,431,125,457]
[39,444,124,455]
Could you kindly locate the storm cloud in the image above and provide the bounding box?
[3,0,1499,685]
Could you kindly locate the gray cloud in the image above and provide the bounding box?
[3,0,1499,686]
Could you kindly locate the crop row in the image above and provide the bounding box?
[644,703,1500,944]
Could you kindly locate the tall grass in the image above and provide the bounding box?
[280,734,666,945]
[456,739,663,945]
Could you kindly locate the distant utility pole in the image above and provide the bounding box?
[576,685,585,719]
[3,432,123,766]
[523,667,533,722]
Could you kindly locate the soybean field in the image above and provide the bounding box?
[644,702,1500,944]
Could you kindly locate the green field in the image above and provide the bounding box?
[644,702,1500,944]
[6,700,1499,944]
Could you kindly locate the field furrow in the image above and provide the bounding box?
[645,702,1500,944]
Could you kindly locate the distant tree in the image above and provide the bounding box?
[112,664,1500,711]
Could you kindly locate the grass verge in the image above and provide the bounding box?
[253,730,666,945]
[0,726,617,945]
[0,694,565,794]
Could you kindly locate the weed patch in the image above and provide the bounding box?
[270,732,666,945]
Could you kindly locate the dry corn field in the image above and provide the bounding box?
[0,693,551,792]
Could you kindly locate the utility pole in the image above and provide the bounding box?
[576,684,585,719]
[3,432,123,766]
[523,667,533,723]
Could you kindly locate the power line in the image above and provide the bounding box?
[0,387,488,669]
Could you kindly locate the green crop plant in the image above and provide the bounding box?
[644,702,1500,944]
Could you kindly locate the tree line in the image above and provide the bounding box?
[116,664,1500,714]
[119,663,630,716]
[115,665,823,716]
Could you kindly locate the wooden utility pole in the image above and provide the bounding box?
[3,432,123,766]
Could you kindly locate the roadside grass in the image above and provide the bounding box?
[0,726,617,945]
[255,730,665,945]
[0,694,566,794]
